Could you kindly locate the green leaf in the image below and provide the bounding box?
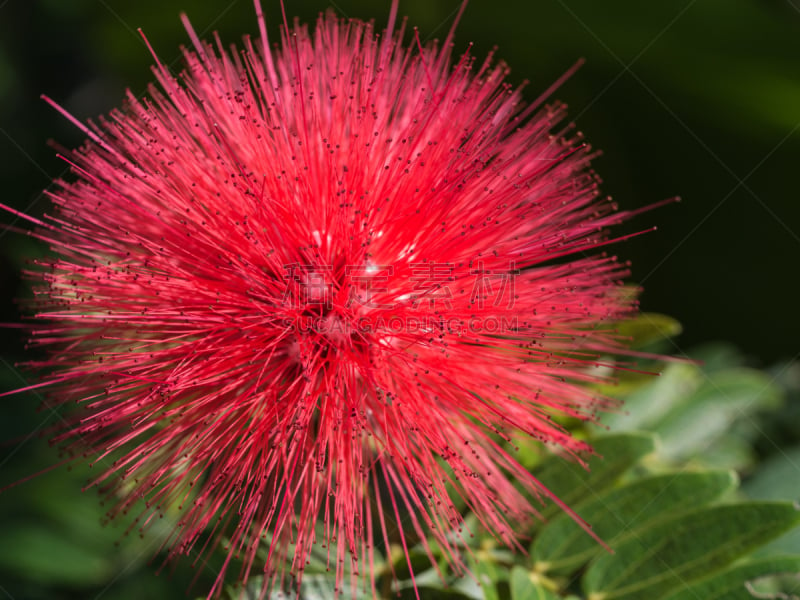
[582,502,800,600]
[390,547,437,583]
[599,363,702,434]
[467,553,502,600]
[396,587,476,599]
[654,369,783,463]
[613,312,682,349]
[659,555,800,600]
[688,342,745,373]
[532,470,736,573]
[747,571,800,599]
[754,528,800,558]
[531,432,656,520]
[278,574,365,600]
[0,523,113,586]
[697,434,756,472]
[744,445,800,557]
[509,567,560,600]
[0,460,161,588]
[744,445,800,502]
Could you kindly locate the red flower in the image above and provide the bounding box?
[3,0,652,597]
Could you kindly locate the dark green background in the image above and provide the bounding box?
[1,1,799,598]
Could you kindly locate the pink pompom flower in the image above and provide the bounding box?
[2,0,660,597]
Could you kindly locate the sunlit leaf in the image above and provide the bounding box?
[599,363,702,432]
[509,566,560,600]
[613,312,682,349]
[654,369,783,462]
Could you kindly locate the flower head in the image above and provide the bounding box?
[4,0,649,596]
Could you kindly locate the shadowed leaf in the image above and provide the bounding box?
[532,470,736,573]
[582,502,800,600]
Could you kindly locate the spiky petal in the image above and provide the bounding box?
[4,1,645,597]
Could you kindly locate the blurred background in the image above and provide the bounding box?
[0,0,799,598]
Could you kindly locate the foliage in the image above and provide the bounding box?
[2,315,799,599]
[211,315,800,599]
[1,0,800,593]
